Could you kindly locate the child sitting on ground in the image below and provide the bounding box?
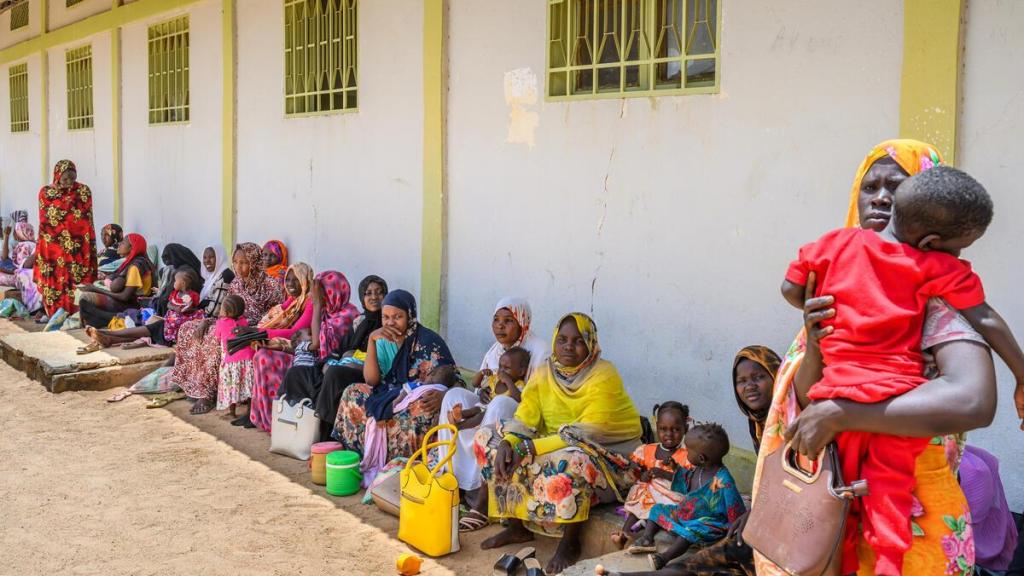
[782,166,1024,576]
[215,295,254,417]
[455,347,530,429]
[626,423,745,570]
[612,402,691,549]
[162,267,204,343]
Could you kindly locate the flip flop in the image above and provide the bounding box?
[77,342,102,355]
[523,557,546,576]
[626,537,657,555]
[459,509,490,532]
[492,546,536,575]
[146,391,187,409]
[106,389,132,402]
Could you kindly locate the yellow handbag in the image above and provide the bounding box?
[398,424,460,557]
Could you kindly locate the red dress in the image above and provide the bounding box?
[786,227,985,576]
[34,160,97,316]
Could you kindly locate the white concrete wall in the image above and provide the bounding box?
[0,53,44,220]
[445,0,904,452]
[46,32,115,231]
[0,0,42,50]
[48,0,110,31]
[120,0,222,252]
[235,0,424,292]
[959,0,1024,510]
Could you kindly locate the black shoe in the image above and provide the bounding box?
[230,414,251,427]
[242,417,256,429]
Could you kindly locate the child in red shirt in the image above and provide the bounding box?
[782,166,1024,576]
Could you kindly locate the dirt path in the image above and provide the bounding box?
[0,357,554,575]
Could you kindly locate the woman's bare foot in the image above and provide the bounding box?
[120,341,148,350]
[190,398,213,415]
[547,528,582,575]
[86,326,114,348]
[480,521,534,550]
[610,530,629,549]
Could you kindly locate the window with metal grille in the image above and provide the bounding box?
[147,16,189,124]
[10,2,28,30]
[66,45,93,130]
[67,0,86,7]
[284,0,357,115]
[547,0,719,99]
[9,63,29,133]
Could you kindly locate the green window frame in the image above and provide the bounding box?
[10,2,29,31]
[67,0,86,7]
[66,45,94,130]
[547,0,720,100]
[147,15,190,124]
[9,63,29,133]
[284,0,358,116]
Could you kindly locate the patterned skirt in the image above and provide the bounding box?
[163,308,205,343]
[249,349,293,433]
[332,383,439,460]
[172,319,221,401]
[217,360,254,411]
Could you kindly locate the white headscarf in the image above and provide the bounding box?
[199,245,228,301]
[480,297,549,379]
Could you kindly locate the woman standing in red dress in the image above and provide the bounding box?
[34,160,98,317]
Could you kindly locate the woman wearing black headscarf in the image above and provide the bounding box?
[153,244,202,315]
[279,275,389,434]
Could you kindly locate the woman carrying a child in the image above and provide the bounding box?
[0,219,38,313]
[332,289,456,460]
[437,297,549,532]
[755,139,1000,576]
[475,312,642,575]
[173,242,282,415]
[78,233,154,329]
[242,268,360,432]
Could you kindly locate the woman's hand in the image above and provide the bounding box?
[494,440,524,481]
[726,510,750,545]
[369,325,403,344]
[784,399,845,457]
[312,278,324,309]
[195,318,216,339]
[2,226,11,239]
[802,272,835,343]
[1014,382,1024,431]
[413,389,444,414]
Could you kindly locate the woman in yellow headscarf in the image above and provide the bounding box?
[474,313,642,575]
[753,140,998,576]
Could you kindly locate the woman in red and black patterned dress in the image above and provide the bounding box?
[34,160,97,317]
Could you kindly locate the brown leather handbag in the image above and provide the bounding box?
[743,442,868,576]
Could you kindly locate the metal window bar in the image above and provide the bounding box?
[148,16,190,124]
[284,0,357,116]
[547,0,718,99]
[66,45,94,130]
[9,63,29,132]
[10,2,28,30]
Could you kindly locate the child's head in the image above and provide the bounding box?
[290,328,312,349]
[653,402,690,450]
[174,266,202,293]
[893,166,993,256]
[221,294,245,319]
[425,364,459,388]
[499,347,531,382]
[684,422,729,468]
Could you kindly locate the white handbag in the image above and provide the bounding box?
[269,395,320,460]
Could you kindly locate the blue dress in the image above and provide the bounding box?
[650,466,746,544]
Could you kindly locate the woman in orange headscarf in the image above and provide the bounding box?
[753,140,998,576]
[262,240,288,283]
[34,160,97,317]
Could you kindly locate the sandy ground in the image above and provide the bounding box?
[0,350,557,575]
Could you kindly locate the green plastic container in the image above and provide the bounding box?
[326,450,362,496]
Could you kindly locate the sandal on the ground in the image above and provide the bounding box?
[106,389,132,403]
[523,557,546,576]
[492,546,536,575]
[648,553,667,571]
[627,537,657,555]
[76,342,101,355]
[459,509,490,532]
[146,391,186,409]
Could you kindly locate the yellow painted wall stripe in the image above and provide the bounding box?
[222,0,236,254]
[420,0,446,332]
[111,0,122,224]
[900,0,965,164]
[0,0,204,65]
[39,0,49,183]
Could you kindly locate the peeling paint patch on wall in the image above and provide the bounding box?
[503,67,538,148]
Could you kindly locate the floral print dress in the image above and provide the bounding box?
[650,466,746,545]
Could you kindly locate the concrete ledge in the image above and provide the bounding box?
[0,327,173,392]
